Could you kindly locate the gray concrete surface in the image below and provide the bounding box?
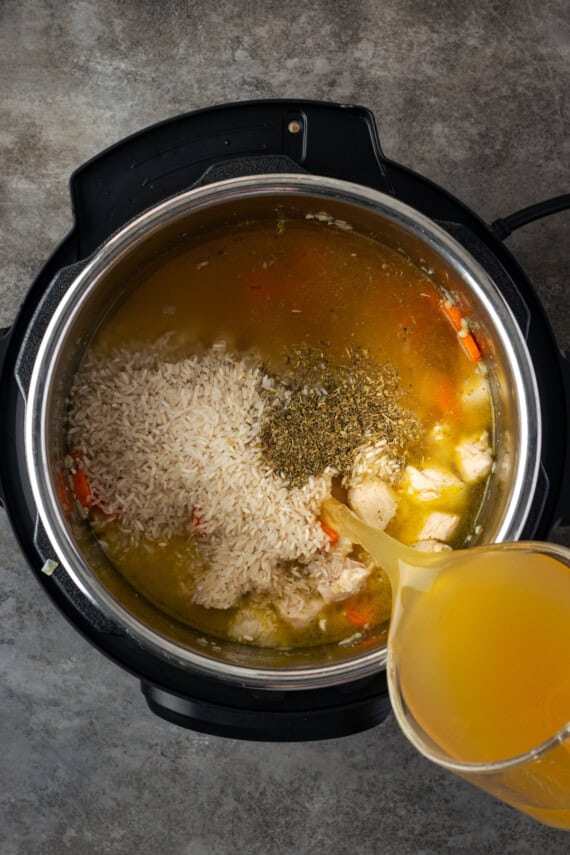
[1,1,569,853]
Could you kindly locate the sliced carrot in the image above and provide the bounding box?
[440,300,464,332]
[320,520,339,545]
[68,450,94,509]
[190,508,208,536]
[68,451,121,517]
[441,299,482,364]
[345,602,376,627]
[460,332,482,363]
[71,466,93,508]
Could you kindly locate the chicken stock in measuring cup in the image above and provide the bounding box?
[322,498,570,830]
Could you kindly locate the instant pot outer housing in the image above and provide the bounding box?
[1,100,569,740]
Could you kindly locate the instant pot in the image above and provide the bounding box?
[1,100,568,740]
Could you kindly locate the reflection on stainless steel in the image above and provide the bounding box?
[23,175,541,689]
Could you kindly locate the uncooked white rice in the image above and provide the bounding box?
[68,338,335,608]
[68,337,402,610]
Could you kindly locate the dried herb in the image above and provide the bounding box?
[260,346,419,486]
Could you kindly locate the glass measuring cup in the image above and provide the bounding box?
[322,498,570,829]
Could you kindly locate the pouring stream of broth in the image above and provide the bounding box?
[321,496,443,590]
[322,496,569,593]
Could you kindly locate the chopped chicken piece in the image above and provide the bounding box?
[276,596,324,628]
[455,433,493,483]
[318,558,370,603]
[413,539,453,553]
[229,607,279,646]
[461,375,490,409]
[348,479,397,529]
[418,512,459,543]
[405,466,463,501]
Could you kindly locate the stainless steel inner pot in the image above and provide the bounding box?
[24,174,541,690]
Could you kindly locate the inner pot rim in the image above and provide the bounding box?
[24,173,542,690]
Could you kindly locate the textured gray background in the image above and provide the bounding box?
[1,1,569,853]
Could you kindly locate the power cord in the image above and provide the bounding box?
[490,193,570,240]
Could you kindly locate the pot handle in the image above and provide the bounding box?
[490,194,570,240]
[69,100,395,258]
[0,327,12,508]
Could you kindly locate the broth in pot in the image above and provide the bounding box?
[64,210,494,650]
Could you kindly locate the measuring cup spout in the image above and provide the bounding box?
[321,497,440,588]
